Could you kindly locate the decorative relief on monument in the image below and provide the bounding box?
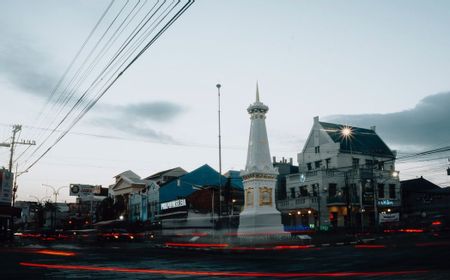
[259,186,272,206]
[245,187,254,207]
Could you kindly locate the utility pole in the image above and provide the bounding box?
[9,125,21,172]
[0,124,36,174]
[0,125,36,206]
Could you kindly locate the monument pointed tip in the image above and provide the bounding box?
[256,82,260,102]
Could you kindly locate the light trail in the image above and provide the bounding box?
[165,242,229,248]
[35,250,76,257]
[20,262,429,278]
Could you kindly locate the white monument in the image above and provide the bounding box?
[238,84,285,235]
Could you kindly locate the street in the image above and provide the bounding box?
[2,236,450,279]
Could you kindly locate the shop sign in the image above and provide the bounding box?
[0,170,13,205]
[378,199,394,206]
[160,199,186,210]
[379,212,400,223]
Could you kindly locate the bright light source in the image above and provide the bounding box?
[307,210,312,214]
[387,208,391,212]
[392,171,399,177]
[341,126,352,138]
[232,199,237,203]
[297,211,301,215]
[119,215,124,221]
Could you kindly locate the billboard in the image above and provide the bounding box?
[69,184,101,197]
[0,170,13,205]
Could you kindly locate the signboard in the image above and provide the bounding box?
[0,170,13,205]
[160,199,186,210]
[69,184,101,197]
[379,212,400,223]
[378,199,394,206]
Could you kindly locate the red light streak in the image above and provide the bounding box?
[431,221,442,226]
[42,237,56,241]
[35,250,76,257]
[274,245,315,250]
[19,262,429,277]
[229,247,272,251]
[19,233,41,238]
[165,242,229,248]
[383,228,424,233]
[225,231,286,237]
[354,245,386,249]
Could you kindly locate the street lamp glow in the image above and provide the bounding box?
[392,171,399,178]
[119,215,124,221]
[341,126,352,138]
[307,210,312,214]
[297,211,301,215]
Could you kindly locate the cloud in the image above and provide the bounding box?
[118,102,184,122]
[90,101,186,143]
[324,92,450,150]
[0,26,58,97]
[95,117,177,144]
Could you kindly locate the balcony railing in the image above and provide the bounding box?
[327,195,359,205]
[276,196,319,211]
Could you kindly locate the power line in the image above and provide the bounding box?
[21,0,195,172]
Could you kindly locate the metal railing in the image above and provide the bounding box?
[276,196,319,211]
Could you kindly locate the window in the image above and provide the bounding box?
[290,188,296,199]
[365,159,374,167]
[378,184,385,198]
[315,160,322,169]
[299,186,308,196]
[315,146,320,153]
[329,183,337,197]
[325,158,331,169]
[389,184,396,198]
[307,163,312,171]
[377,161,384,170]
[312,184,318,197]
[352,158,359,168]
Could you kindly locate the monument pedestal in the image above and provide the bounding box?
[238,207,285,235]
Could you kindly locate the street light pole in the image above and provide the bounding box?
[359,181,365,232]
[216,83,222,221]
[42,184,68,204]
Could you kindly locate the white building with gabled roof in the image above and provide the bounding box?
[280,116,400,231]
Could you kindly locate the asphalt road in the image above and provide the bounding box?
[1,238,450,279]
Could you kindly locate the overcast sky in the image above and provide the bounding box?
[1,0,450,202]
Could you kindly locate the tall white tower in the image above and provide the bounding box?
[238,84,284,235]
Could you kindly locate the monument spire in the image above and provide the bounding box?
[243,84,277,176]
[238,84,284,235]
[256,81,260,102]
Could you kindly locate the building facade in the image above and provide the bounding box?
[401,177,450,226]
[282,116,401,231]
